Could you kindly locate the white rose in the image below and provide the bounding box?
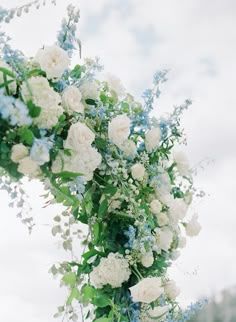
[185,214,201,237]
[0,60,17,94]
[141,251,154,268]
[148,305,170,319]
[35,45,70,79]
[105,73,125,97]
[79,80,100,101]
[154,226,173,253]
[129,277,163,303]
[150,199,162,215]
[11,144,28,163]
[168,198,188,222]
[62,86,84,114]
[157,212,169,227]
[64,122,95,152]
[173,151,191,177]
[145,127,162,153]
[164,280,180,300]
[120,139,136,158]
[18,156,40,177]
[21,76,62,129]
[108,114,130,147]
[131,163,146,181]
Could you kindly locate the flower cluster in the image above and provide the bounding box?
[0,4,204,322]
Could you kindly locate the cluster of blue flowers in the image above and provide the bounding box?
[69,176,86,200]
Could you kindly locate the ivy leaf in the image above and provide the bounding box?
[63,272,76,288]
[82,285,96,303]
[27,100,41,118]
[98,199,108,218]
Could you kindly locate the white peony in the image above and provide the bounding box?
[129,277,163,303]
[0,60,17,94]
[141,251,154,268]
[147,305,170,319]
[157,212,169,227]
[154,226,173,253]
[11,144,28,163]
[120,139,136,158]
[150,199,162,215]
[173,151,191,177]
[62,85,84,114]
[145,127,162,153]
[35,45,70,79]
[17,156,40,177]
[164,280,180,300]
[131,163,146,181]
[108,114,131,148]
[105,73,125,97]
[168,198,188,222]
[90,253,131,289]
[185,214,201,237]
[64,122,95,152]
[79,80,100,101]
[21,76,63,129]
[52,145,101,181]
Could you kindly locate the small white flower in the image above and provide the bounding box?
[105,73,125,97]
[185,214,201,237]
[120,139,136,158]
[129,277,163,303]
[145,127,162,153]
[79,80,100,101]
[64,122,95,152]
[11,144,29,163]
[108,114,131,148]
[18,156,40,177]
[173,151,191,177]
[164,280,180,300]
[157,212,169,227]
[35,45,70,79]
[131,163,146,181]
[62,85,84,114]
[141,251,154,268]
[150,199,162,215]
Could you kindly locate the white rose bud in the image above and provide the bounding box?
[62,86,84,114]
[18,156,40,177]
[141,251,154,268]
[157,212,169,227]
[131,163,145,181]
[64,122,95,152]
[11,144,28,163]
[150,199,162,215]
[185,214,201,237]
[145,127,162,153]
[108,114,131,148]
[35,45,70,79]
[164,280,180,300]
[129,277,164,303]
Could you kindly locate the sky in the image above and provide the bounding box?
[0,0,236,321]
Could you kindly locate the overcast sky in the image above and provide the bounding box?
[0,0,236,321]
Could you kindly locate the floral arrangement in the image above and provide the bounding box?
[0,2,204,322]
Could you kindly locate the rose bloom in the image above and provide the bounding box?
[145,127,162,153]
[129,277,164,303]
[173,150,191,177]
[185,214,201,237]
[79,80,100,101]
[150,199,162,215]
[17,156,40,177]
[64,122,95,152]
[154,226,173,253]
[168,198,188,222]
[157,212,169,227]
[62,85,84,114]
[11,144,28,163]
[108,114,131,148]
[164,280,180,300]
[131,163,146,181]
[141,251,154,268]
[35,45,70,79]
[105,73,125,97]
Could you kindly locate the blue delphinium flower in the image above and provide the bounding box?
[30,136,54,166]
[124,225,136,248]
[69,176,86,200]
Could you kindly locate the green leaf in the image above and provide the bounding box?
[66,287,80,305]
[93,221,100,244]
[27,100,41,118]
[98,199,108,218]
[94,318,111,322]
[82,285,96,303]
[56,171,83,179]
[18,127,34,145]
[26,69,46,78]
[92,293,111,308]
[0,67,15,78]
[102,185,117,196]
[85,98,97,106]
[121,102,129,113]
[63,272,76,288]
